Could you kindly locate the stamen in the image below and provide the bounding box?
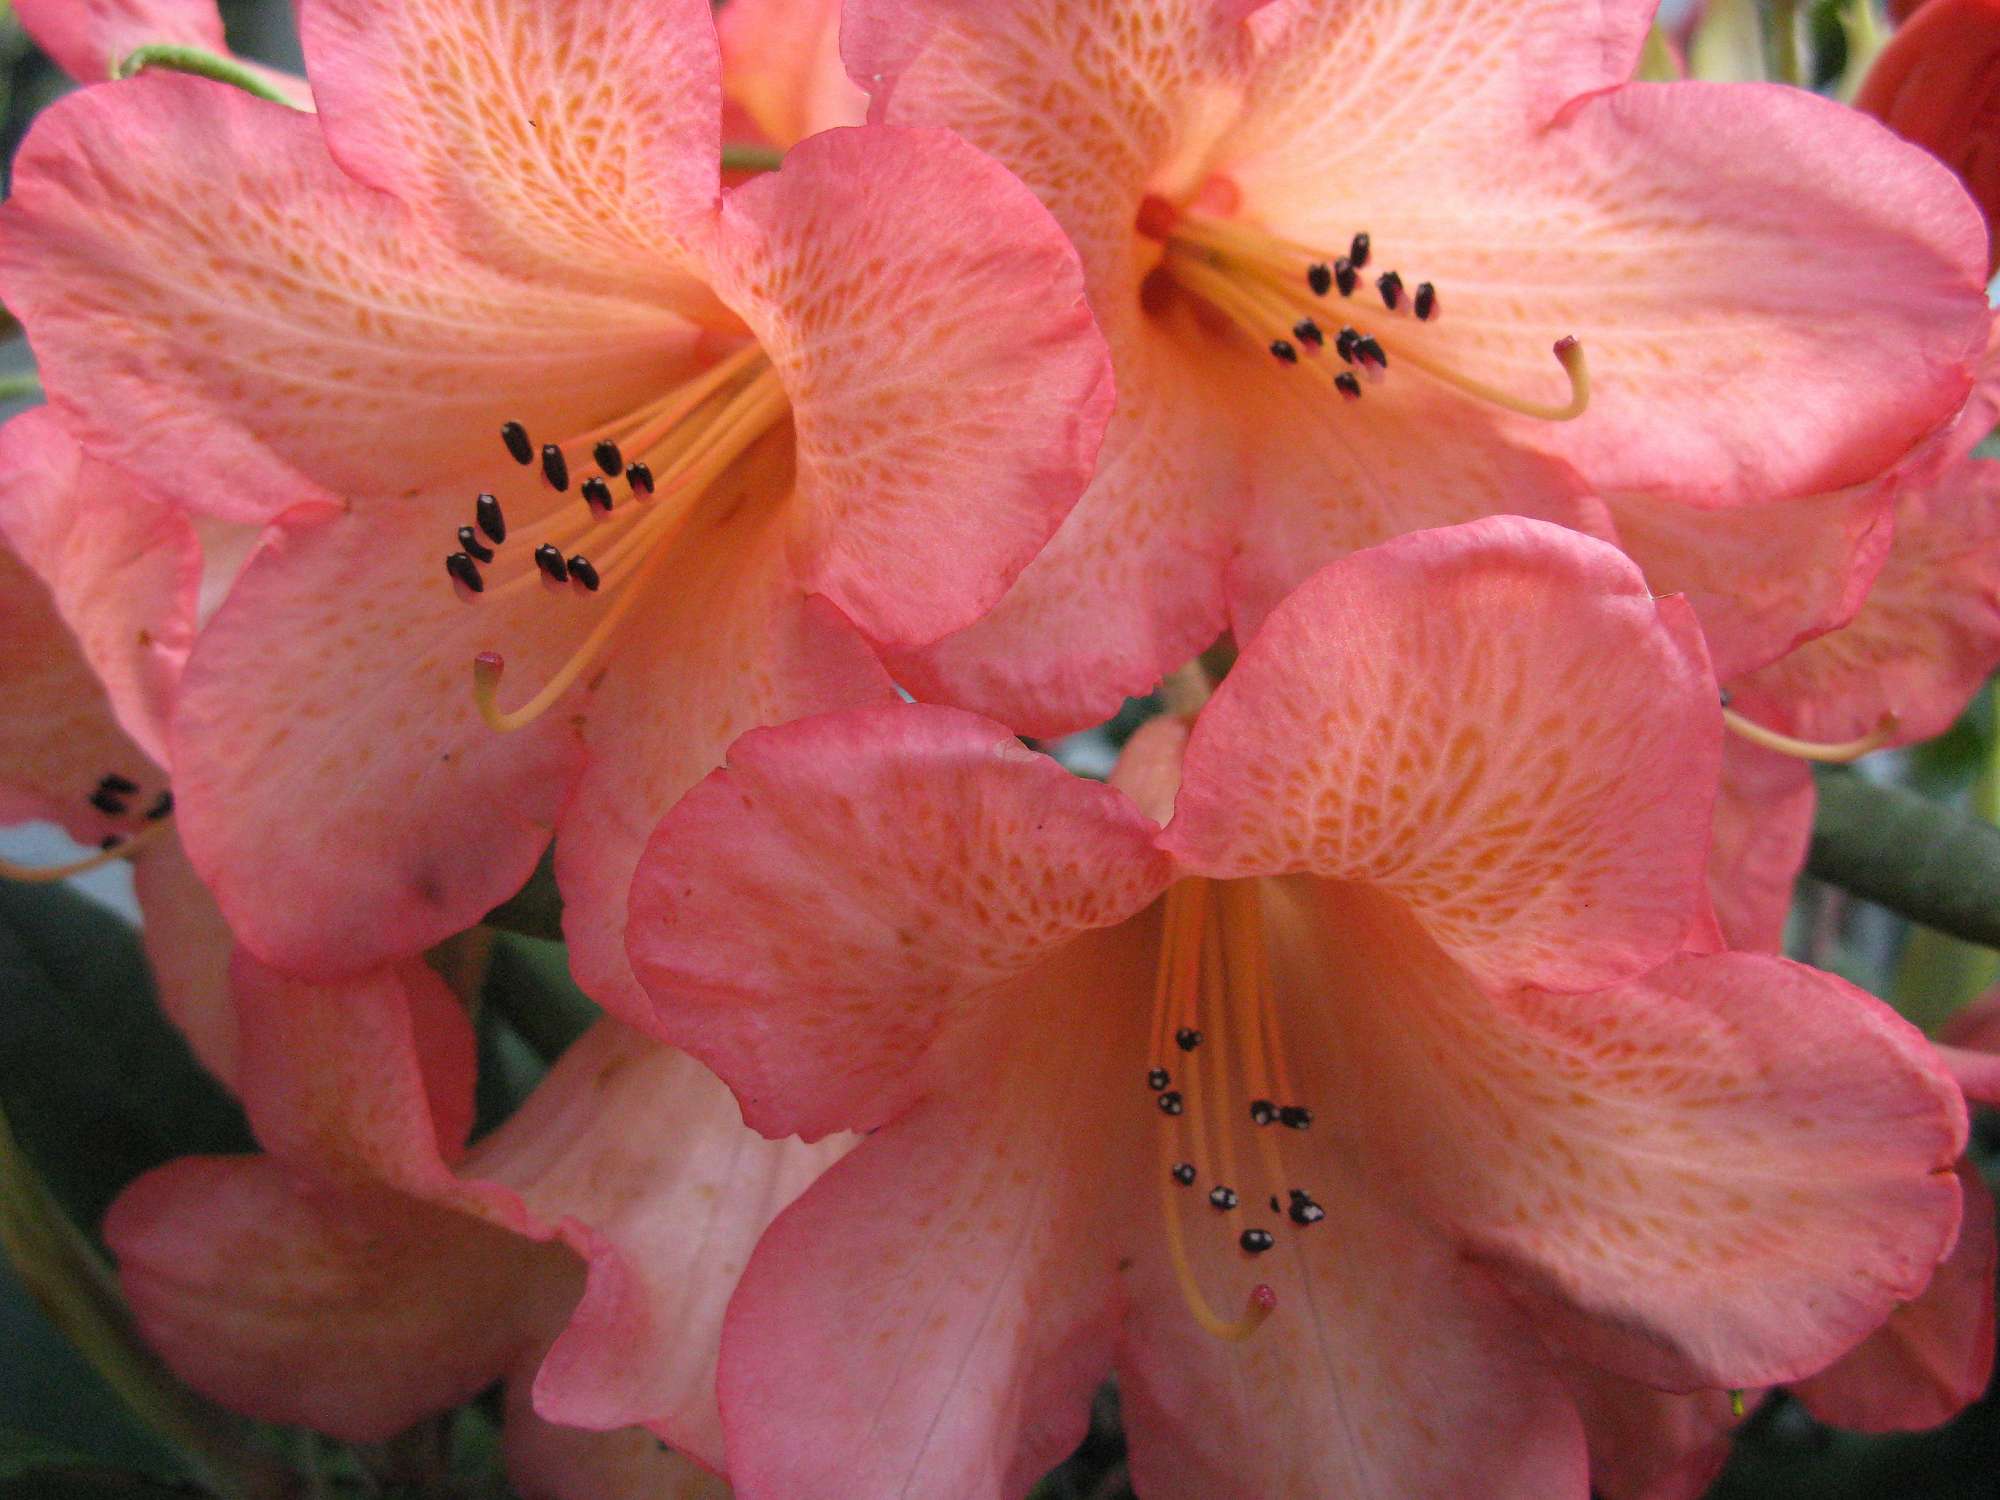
[1414,282,1437,321]
[1269,339,1298,364]
[533,544,569,584]
[1335,372,1361,400]
[582,476,615,517]
[1334,257,1357,296]
[145,790,173,821]
[501,421,534,466]
[1723,707,1898,763]
[567,555,601,592]
[0,816,174,883]
[1240,1228,1276,1254]
[97,773,138,796]
[1175,1027,1203,1051]
[626,461,655,496]
[1292,319,1324,350]
[1307,263,1332,297]
[88,787,128,816]
[1353,335,1387,370]
[445,552,486,599]
[1157,1090,1185,1115]
[1148,1066,1171,1091]
[593,439,625,477]
[458,526,494,564]
[1388,334,1589,423]
[1335,327,1359,364]
[1377,271,1403,310]
[1172,1162,1197,1186]
[476,493,507,544]
[1349,232,1370,268]
[541,444,570,492]
[1208,1186,1239,1211]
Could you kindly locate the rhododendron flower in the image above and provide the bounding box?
[626,518,1965,1500]
[106,952,842,1494]
[1858,0,2000,273]
[834,0,1990,733]
[0,0,1112,1019]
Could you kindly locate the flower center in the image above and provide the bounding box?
[1136,196,1589,422]
[1147,876,1320,1342]
[442,343,791,733]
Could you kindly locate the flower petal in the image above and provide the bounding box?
[1792,1159,1996,1432]
[298,0,722,291]
[130,835,241,1087]
[1604,479,1896,683]
[1725,456,2000,747]
[1706,740,1814,954]
[1307,908,1968,1388]
[172,496,586,979]
[718,0,867,149]
[15,0,223,81]
[0,74,697,522]
[0,409,199,768]
[1562,1367,1737,1500]
[628,702,1172,1140]
[1118,1151,1588,1500]
[502,1373,730,1500]
[716,929,1150,1500]
[705,124,1112,648]
[553,502,893,1026]
[106,1159,566,1442]
[473,1022,849,1470]
[884,321,1239,736]
[1164,518,1720,992]
[1237,76,1990,505]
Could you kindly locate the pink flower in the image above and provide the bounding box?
[626,518,1965,1499]
[833,0,1990,734]
[105,953,843,1495]
[719,0,868,149]
[0,0,1114,1015]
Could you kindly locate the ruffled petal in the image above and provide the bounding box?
[718,0,867,148]
[1604,479,1896,682]
[704,124,1112,648]
[298,0,722,291]
[1118,1150,1588,1500]
[553,491,892,1027]
[1165,518,1720,992]
[1233,76,1990,506]
[467,1022,850,1469]
[105,1159,566,1442]
[0,74,697,521]
[1705,740,1814,954]
[1725,456,2000,747]
[885,318,1238,736]
[1792,1160,1996,1432]
[716,927,1151,1500]
[628,701,1172,1139]
[1298,896,1968,1388]
[171,495,586,979]
[0,409,200,767]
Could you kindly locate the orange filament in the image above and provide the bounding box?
[0,816,174,883]
[1723,707,1899,763]
[1150,876,1318,1342]
[468,359,790,733]
[1151,208,1590,423]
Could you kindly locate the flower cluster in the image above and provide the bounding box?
[2,0,1999,1496]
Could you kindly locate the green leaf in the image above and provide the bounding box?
[480,933,600,1066]
[1807,769,2000,956]
[0,879,249,1231]
[482,846,563,944]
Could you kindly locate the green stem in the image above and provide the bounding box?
[721,143,785,174]
[1768,0,1803,84]
[112,45,293,106]
[0,1108,284,1499]
[1808,768,2000,951]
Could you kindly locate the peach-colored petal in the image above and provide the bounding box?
[1605,479,1896,682]
[1234,73,1990,506]
[1726,456,2000,747]
[628,701,1172,1140]
[705,124,1112,649]
[475,1022,850,1471]
[883,318,1239,736]
[0,409,199,767]
[1706,739,1814,954]
[1794,1159,1997,1432]
[718,0,867,148]
[1118,1148,1589,1500]
[1564,1367,1738,1500]
[130,835,240,1087]
[171,496,586,979]
[1164,519,1720,993]
[1304,898,1968,1388]
[106,1159,567,1442]
[555,502,893,1026]
[298,0,722,293]
[0,74,698,521]
[716,927,1150,1500]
